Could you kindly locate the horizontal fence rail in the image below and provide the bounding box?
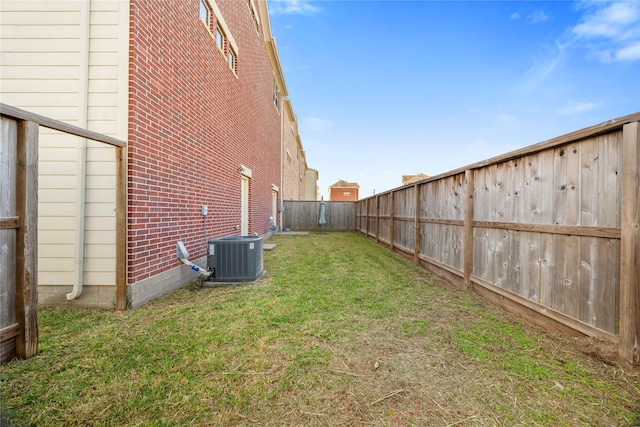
[356,112,640,367]
[283,201,355,231]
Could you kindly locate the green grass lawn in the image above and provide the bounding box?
[1,232,638,426]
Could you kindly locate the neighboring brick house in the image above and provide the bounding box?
[0,0,316,308]
[402,173,430,186]
[329,180,359,201]
[305,168,320,201]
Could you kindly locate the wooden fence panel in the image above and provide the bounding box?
[367,198,376,237]
[282,201,355,231]
[355,201,362,232]
[1,117,18,362]
[378,192,391,245]
[355,112,640,366]
[392,186,415,252]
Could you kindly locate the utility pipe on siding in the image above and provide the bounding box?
[67,0,91,300]
[176,241,210,277]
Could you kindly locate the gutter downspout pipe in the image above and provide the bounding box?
[67,0,91,300]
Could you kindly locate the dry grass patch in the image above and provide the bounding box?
[1,232,639,426]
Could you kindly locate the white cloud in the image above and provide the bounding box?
[616,40,640,61]
[572,2,639,39]
[510,12,521,20]
[527,10,549,24]
[304,116,333,132]
[570,1,640,62]
[559,101,598,115]
[269,0,321,16]
[513,40,566,94]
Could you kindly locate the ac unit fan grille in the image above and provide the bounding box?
[207,236,264,282]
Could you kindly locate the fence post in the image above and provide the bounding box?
[619,121,640,367]
[464,169,474,289]
[414,184,420,264]
[15,120,38,359]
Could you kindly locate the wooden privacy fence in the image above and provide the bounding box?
[283,200,355,231]
[356,113,640,367]
[0,103,127,363]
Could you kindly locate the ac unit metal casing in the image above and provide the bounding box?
[207,236,264,282]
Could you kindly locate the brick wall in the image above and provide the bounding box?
[128,0,281,284]
[282,101,304,200]
[330,187,359,202]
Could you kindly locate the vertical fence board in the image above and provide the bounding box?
[524,153,541,302]
[619,121,640,366]
[551,146,568,312]
[464,170,473,288]
[563,144,581,319]
[579,138,598,324]
[15,120,38,359]
[596,133,622,333]
[507,160,523,295]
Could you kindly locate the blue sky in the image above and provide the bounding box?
[267,0,640,199]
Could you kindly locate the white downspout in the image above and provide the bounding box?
[67,0,91,300]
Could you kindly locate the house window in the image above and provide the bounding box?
[343,192,351,196]
[216,27,225,51]
[199,0,210,26]
[247,0,260,32]
[273,79,279,108]
[205,0,239,75]
[228,48,236,72]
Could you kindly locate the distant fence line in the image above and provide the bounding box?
[355,113,640,368]
[282,201,355,231]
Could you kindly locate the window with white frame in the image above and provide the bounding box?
[216,27,225,52]
[200,0,239,74]
[199,0,210,26]
[228,48,236,72]
[247,0,260,32]
[273,79,280,108]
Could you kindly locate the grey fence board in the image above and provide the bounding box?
[283,201,355,231]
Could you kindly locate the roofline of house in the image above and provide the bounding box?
[258,0,289,97]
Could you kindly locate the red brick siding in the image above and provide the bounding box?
[128,0,281,284]
[282,117,301,200]
[329,187,359,201]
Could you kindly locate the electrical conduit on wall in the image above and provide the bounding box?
[67,0,90,300]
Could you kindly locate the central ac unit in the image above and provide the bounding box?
[207,236,264,282]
